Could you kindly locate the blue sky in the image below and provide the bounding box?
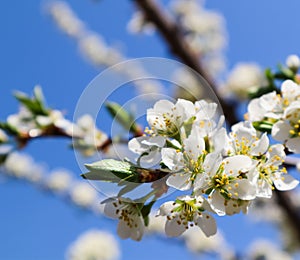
[1,0,300,259]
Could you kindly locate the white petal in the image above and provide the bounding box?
[223,155,253,176]
[250,133,269,156]
[128,137,148,154]
[165,216,186,237]
[286,138,300,154]
[175,99,195,121]
[117,220,131,239]
[142,136,165,147]
[225,199,250,215]
[36,115,52,126]
[232,179,257,200]
[195,100,217,119]
[267,144,286,164]
[166,173,191,191]
[161,148,184,170]
[196,213,217,237]
[208,191,226,216]
[248,98,265,121]
[256,180,272,198]
[153,99,174,113]
[272,121,291,141]
[104,201,119,219]
[203,153,222,177]
[157,201,174,216]
[139,150,162,168]
[274,175,299,191]
[183,132,205,160]
[194,173,210,191]
[212,127,227,153]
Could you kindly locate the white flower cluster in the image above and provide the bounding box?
[66,229,120,260]
[1,152,101,211]
[48,1,164,97]
[171,0,227,76]
[248,79,300,153]
[72,115,109,156]
[221,62,266,100]
[7,105,73,137]
[104,98,298,240]
[3,92,108,156]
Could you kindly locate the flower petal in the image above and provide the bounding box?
[104,201,118,219]
[286,138,300,154]
[274,175,299,191]
[271,121,291,141]
[157,201,174,216]
[161,148,184,171]
[166,173,191,191]
[165,216,186,237]
[208,191,226,216]
[196,213,217,237]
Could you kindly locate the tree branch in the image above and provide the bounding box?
[132,0,238,125]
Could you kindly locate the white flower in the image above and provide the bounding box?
[173,68,203,100]
[127,11,154,35]
[146,99,195,137]
[223,63,266,99]
[157,195,216,237]
[162,131,206,191]
[66,229,120,260]
[171,0,227,76]
[226,121,269,157]
[254,144,298,198]
[4,152,43,182]
[70,182,98,208]
[182,228,225,254]
[247,91,283,121]
[272,100,300,153]
[194,154,256,215]
[73,114,109,156]
[47,1,85,38]
[286,54,300,70]
[146,212,165,234]
[280,80,300,105]
[104,198,145,241]
[249,197,283,223]
[7,106,39,134]
[35,110,74,136]
[128,136,165,168]
[46,169,73,192]
[247,239,292,260]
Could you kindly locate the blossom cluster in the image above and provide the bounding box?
[0,86,108,157]
[103,98,299,240]
[247,79,300,153]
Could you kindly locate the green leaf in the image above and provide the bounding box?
[183,116,196,137]
[0,122,19,135]
[276,64,295,80]
[248,85,275,99]
[0,153,8,165]
[82,159,140,183]
[252,121,273,134]
[14,88,49,116]
[105,101,140,134]
[141,201,155,226]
